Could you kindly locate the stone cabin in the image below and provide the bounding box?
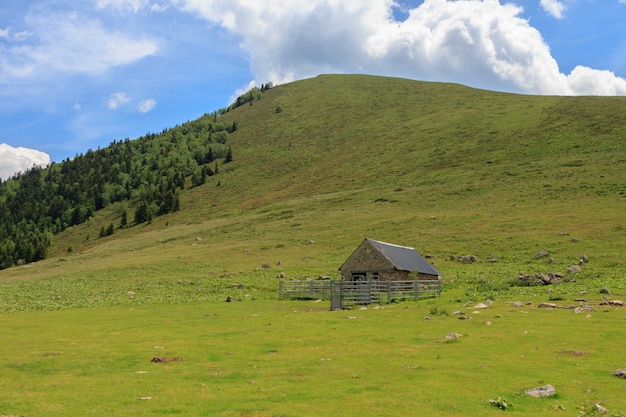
[339,238,440,281]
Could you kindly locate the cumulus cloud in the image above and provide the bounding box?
[106,92,131,109]
[0,143,50,180]
[540,0,566,19]
[171,0,626,96]
[138,99,156,113]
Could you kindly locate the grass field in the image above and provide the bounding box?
[1,295,625,416]
[1,74,626,415]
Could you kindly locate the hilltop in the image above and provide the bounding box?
[1,74,625,309]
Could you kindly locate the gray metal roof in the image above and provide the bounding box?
[367,238,440,276]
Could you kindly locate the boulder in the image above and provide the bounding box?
[538,302,558,308]
[524,384,556,398]
[613,369,626,379]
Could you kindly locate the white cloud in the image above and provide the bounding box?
[540,0,566,19]
[96,0,151,13]
[0,143,50,180]
[138,99,156,113]
[171,0,626,96]
[107,92,131,109]
[0,9,158,84]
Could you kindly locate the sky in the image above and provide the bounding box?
[1,0,625,180]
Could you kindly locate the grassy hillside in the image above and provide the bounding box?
[1,74,625,309]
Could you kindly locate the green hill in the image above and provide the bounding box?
[1,74,625,310]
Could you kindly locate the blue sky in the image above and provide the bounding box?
[1,0,625,179]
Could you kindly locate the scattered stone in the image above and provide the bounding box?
[225,296,234,302]
[600,300,625,307]
[277,272,286,279]
[445,333,462,339]
[423,316,433,320]
[613,369,626,379]
[485,320,492,326]
[317,275,330,280]
[139,396,152,400]
[514,272,563,286]
[458,315,472,320]
[567,265,581,273]
[548,257,555,264]
[538,302,558,308]
[451,310,465,316]
[574,305,594,314]
[535,250,550,259]
[595,403,608,414]
[127,291,136,297]
[473,303,489,309]
[580,254,589,263]
[524,384,556,398]
[261,263,271,269]
[457,255,477,263]
[511,301,524,307]
[599,288,611,294]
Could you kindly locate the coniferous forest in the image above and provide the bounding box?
[0,111,241,269]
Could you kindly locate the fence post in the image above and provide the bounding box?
[414,281,418,299]
[279,280,283,299]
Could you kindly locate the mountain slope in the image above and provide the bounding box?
[1,74,625,309]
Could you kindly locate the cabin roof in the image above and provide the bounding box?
[340,238,440,276]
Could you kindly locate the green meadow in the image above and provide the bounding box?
[1,74,626,415]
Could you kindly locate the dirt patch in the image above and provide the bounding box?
[556,350,588,357]
[151,356,183,363]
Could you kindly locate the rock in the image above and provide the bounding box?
[511,301,524,307]
[524,384,556,398]
[225,296,233,302]
[567,265,581,273]
[599,288,611,294]
[580,254,589,263]
[317,275,330,280]
[613,369,626,379]
[600,300,625,307]
[261,263,271,269]
[457,255,477,263]
[535,250,550,259]
[473,303,489,309]
[458,315,472,320]
[445,333,462,339]
[423,316,433,320]
[538,302,558,308]
[277,272,286,279]
[451,310,465,316]
[595,403,608,414]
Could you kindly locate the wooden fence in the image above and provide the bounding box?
[278,279,440,308]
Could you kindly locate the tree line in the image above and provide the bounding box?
[0,113,237,270]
